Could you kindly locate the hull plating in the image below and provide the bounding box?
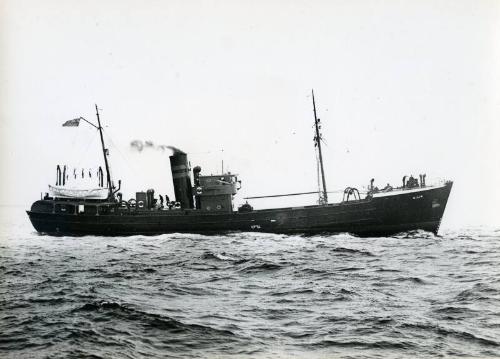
[27,183,452,237]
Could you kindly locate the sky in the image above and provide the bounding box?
[1,0,499,228]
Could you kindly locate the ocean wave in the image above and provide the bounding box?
[27,297,65,304]
[393,276,427,285]
[331,247,375,256]
[2,215,500,358]
[337,267,364,272]
[375,268,401,273]
[305,339,416,350]
[238,261,284,273]
[455,283,498,302]
[73,301,237,338]
[393,230,439,239]
[200,251,245,263]
[269,288,315,297]
[400,322,500,347]
[297,267,330,275]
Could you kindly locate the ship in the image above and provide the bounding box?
[27,92,453,237]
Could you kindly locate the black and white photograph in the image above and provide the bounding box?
[1,0,499,357]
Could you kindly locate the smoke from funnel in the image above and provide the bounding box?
[130,140,185,154]
[130,140,144,152]
[162,145,185,154]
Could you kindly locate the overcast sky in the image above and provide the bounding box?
[1,0,499,228]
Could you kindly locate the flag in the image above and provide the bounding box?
[62,118,81,127]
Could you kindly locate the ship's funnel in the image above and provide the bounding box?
[169,152,194,209]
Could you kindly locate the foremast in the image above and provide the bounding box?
[95,104,114,200]
[312,90,328,205]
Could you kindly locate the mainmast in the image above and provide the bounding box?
[95,104,113,199]
[312,90,328,204]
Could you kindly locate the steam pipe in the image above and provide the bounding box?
[113,180,121,195]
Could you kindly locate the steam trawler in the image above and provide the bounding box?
[27,93,453,237]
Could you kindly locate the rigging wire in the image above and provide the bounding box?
[73,130,98,172]
[243,188,367,200]
[103,130,140,179]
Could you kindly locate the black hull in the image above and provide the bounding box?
[27,182,452,237]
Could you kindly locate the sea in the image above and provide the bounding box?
[1,206,499,359]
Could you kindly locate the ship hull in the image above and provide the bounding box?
[27,182,452,237]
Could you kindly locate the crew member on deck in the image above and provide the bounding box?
[166,195,173,209]
[383,183,393,192]
[159,195,164,208]
[407,175,419,188]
